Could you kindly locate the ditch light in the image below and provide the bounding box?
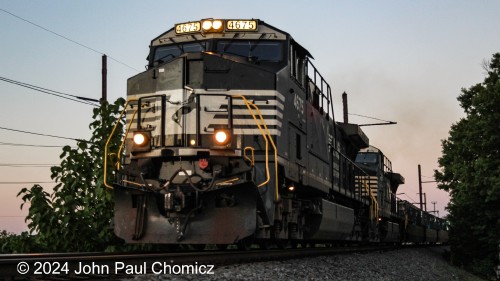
[132,131,151,152]
[213,128,232,147]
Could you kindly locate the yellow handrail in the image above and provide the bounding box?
[358,176,379,223]
[104,98,138,189]
[116,107,139,170]
[234,96,269,187]
[367,179,379,222]
[243,146,255,166]
[233,95,279,202]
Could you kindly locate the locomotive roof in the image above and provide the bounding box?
[150,18,313,58]
[359,145,383,154]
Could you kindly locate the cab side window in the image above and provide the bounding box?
[290,44,306,87]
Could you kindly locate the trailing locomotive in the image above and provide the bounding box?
[355,146,449,244]
[104,18,448,248]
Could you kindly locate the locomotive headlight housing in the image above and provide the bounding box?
[202,19,223,32]
[212,20,223,30]
[202,20,213,31]
[132,131,151,152]
[215,131,228,143]
[133,133,146,146]
[213,128,232,148]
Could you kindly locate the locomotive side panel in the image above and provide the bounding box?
[383,222,400,242]
[304,199,356,241]
[305,102,331,194]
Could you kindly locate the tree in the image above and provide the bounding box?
[0,230,41,253]
[435,53,500,278]
[17,98,125,252]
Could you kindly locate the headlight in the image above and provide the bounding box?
[212,20,223,30]
[133,133,147,146]
[201,19,223,32]
[213,128,232,147]
[202,20,213,31]
[132,131,151,152]
[215,131,228,143]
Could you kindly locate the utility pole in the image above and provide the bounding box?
[342,92,348,123]
[418,164,423,211]
[418,164,438,212]
[431,201,439,217]
[423,193,427,212]
[101,54,107,104]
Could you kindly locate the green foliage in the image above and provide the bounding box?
[0,230,42,253]
[17,98,126,252]
[435,53,500,278]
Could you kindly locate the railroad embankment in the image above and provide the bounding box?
[122,246,484,281]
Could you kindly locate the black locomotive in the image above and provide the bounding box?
[104,19,448,248]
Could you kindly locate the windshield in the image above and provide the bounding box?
[153,42,206,64]
[216,40,283,61]
[152,40,283,64]
[355,153,379,164]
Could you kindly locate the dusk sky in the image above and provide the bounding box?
[1,1,499,233]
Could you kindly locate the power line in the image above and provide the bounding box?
[0,164,57,167]
[0,182,55,184]
[0,126,92,143]
[0,216,26,218]
[349,112,393,123]
[349,112,397,126]
[0,8,140,72]
[0,76,98,106]
[0,141,66,148]
[400,193,418,204]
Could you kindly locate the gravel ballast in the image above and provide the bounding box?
[122,246,484,281]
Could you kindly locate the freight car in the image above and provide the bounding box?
[104,18,448,248]
[398,200,449,244]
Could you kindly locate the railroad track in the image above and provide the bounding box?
[0,245,397,280]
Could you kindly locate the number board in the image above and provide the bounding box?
[175,21,201,34]
[226,20,258,31]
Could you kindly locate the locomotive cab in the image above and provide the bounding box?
[355,146,404,242]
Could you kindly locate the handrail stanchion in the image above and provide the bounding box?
[233,95,279,202]
[104,98,138,189]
